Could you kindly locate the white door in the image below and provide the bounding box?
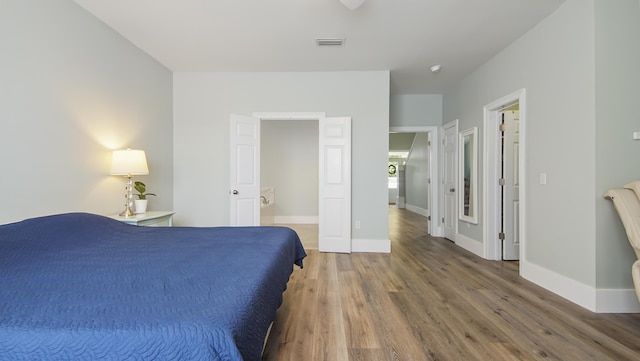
[319,117,351,253]
[502,110,520,260]
[426,132,433,233]
[229,114,260,226]
[442,121,458,241]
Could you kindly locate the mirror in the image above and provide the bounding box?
[459,127,478,223]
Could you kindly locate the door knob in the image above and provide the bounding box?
[232,190,239,195]
[450,188,455,192]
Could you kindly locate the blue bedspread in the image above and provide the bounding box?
[0,213,306,361]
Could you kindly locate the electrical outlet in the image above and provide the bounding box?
[355,221,361,229]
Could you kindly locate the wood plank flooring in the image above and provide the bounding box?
[262,207,640,360]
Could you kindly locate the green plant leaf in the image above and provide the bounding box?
[134,181,146,194]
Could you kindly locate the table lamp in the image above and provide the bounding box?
[111,148,149,217]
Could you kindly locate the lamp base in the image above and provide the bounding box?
[119,175,135,217]
[119,207,135,217]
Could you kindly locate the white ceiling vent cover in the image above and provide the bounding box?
[315,38,345,46]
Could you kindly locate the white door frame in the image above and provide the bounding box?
[483,89,527,263]
[389,126,441,237]
[253,112,326,121]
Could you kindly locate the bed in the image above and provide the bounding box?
[0,212,306,361]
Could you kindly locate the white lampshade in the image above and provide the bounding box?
[339,0,366,10]
[110,149,149,176]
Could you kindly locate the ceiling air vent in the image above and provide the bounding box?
[315,38,345,46]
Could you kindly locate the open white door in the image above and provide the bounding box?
[229,114,260,226]
[319,117,351,253]
[442,120,458,241]
[502,110,520,260]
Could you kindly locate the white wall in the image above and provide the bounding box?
[0,0,173,224]
[173,71,390,245]
[261,119,318,220]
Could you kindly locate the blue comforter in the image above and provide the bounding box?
[0,213,306,361]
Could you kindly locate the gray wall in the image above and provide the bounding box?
[261,119,318,218]
[443,0,640,295]
[0,0,173,224]
[594,0,640,288]
[173,71,390,243]
[444,0,597,286]
[390,94,443,127]
[405,133,430,211]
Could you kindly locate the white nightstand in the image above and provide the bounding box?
[109,211,175,227]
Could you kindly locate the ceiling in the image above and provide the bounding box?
[73,0,565,95]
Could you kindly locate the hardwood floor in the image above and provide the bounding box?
[275,223,318,250]
[262,207,640,360]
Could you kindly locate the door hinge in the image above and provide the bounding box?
[442,217,445,223]
[499,178,506,186]
[428,216,431,221]
[428,178,431,184]
[500,123,507,132]
[428,141,431,146]
[499,232,506,240]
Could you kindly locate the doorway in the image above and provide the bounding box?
[261,118,319,250]
[484,89,526,263]
[229,112,352,253]
[389,126,440,237]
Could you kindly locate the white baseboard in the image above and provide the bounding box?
[521,260,596,311]
[596,288,640,313]
[273,216,318,224]
[351,238,391,253]
[455,232,484,258]
[522,260,640,312]
[405,204,428,217]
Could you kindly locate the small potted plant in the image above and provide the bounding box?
[134,181,156,214]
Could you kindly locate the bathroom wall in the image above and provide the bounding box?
[261,119,318,223]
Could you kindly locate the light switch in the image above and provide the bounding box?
[633,131,640,140]
[539,173,547,185]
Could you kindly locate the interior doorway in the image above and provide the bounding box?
[499,105,520,260]
[483,89,526,264]
[388,126,440,237]
[229,112,351,253]
[261,118,319,250]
